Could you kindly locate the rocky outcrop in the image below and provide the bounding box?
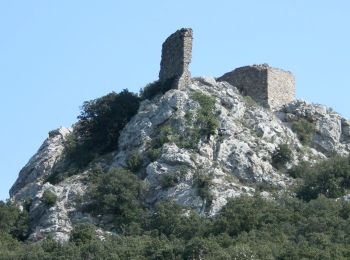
[9,78,350,241]
[277,100,350,156]
[10,127,71,198]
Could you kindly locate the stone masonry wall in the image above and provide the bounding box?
[218,65,269,107]
[217,64,295,109]
[267,67,295,109]
[159,28,193,89]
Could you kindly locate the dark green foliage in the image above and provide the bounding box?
[272,143,292,169]
[160,169,186,189]
[3,155,350,258]
[68,89,140,168]
[46,90,140,184]
[148,201,210,240]
[292,118,316,145]
[176,91,219,149]
[70,223,96,245]
[214,195,290,236]
[147,147,162,162]
[0,201,29,241]
[194,171,214,207]
[192,91,219,139]
[296,156,350,201]
[42,190,57,207]
[85,168,145,228]
[1,195,350,258]
[126,151,143,172]
[140,78,175,100]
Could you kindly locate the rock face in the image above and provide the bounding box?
[9,77,350,241]
[8,29,350,242]
[159,28,193,89]
[10,127,71,198]
[218,64,295,110]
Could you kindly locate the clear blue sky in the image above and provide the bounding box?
[1,1,349,201]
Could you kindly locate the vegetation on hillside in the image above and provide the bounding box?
[291,118,316,145]
[47,89,140,184]
[3,155,350,259]
[8,79,350,258]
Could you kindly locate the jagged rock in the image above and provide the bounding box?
[281,101,350,156]
[27,175,89,242]
[9,78,350,241]
[10,127,71,197]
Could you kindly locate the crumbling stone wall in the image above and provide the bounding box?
[159,28,193,89]
[218,64,295,109]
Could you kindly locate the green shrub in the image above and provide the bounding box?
[291,118,316,145]
[126,151,143,172]
[148,201,210,240]
[177,128,201,149]
[2,194,350,258]
[272,143,292,169]
[243,95,258,107]
[160,168,186,189]
[85,169,145,228]
[140,78,175,100]
[70,223,96,245]
[147,148,161,162]
[68,90,140,168]
[296,156,350,201]
[194,171,214,207]
[42,190,57,207]
[0,201,29,241]
[192,91,219,139]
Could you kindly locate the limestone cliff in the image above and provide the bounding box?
[9,76,350,241]
[8,28,350,241]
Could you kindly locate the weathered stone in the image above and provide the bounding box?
[159,28,193,90]
[10,127,71,197]
[218,64,295,110]
[9,28,350,242]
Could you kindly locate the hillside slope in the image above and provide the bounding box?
[9,76,350,241]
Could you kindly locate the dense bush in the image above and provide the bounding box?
[192,91,219,139]
[146,147,162,162]
[194,171,214,208]
[1,194,350,259]
[42,190,57,207]
[140,78,175,100]
[70,223,96,245]
[160,169,186,189]
[126,151,143,172]
[0,201,29,241]
[84,168,146,229]
[175,91,219,149]
[46,89,140,184]
[296,156,350,201]
[67,89,140,168]
[271,143,292,169]
[292,118,316,145]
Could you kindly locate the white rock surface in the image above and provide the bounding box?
[10,78,350,241]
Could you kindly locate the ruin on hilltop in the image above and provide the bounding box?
[159,28,295,110]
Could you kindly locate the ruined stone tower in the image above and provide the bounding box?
[218,64,295,110]
[159,28,193,89]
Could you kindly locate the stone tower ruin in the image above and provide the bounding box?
[159,28,193,89]
[158,29,295,109]
[218,64,295,110]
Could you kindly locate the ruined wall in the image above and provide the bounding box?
[267,67,295,109]
[159,28,193,89]
[217,64,295,109]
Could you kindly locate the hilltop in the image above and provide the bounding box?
[2,28,350,259]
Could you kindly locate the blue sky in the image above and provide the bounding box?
[1,1,349,200]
